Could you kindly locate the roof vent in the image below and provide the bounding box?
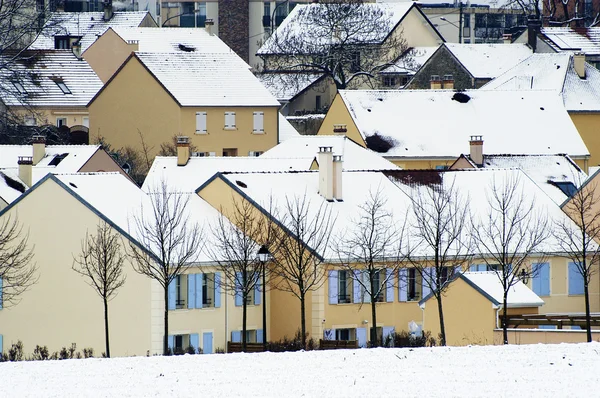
[178,44,196,52]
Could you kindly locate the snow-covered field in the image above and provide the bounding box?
[2,343,600,397]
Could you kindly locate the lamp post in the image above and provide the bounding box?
[440,1,463,43]
[257,245,272,350]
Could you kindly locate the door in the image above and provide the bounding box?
[203,332,213,354]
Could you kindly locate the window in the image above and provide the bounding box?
[202,273,215,307]
[248,151,263,157]
[224,112,236,129]
[193,151,216,157]
[315,95,322,110]
[430,75,440,81]
[223,148,238,157]
[435,165,449,170]
[337,270,353,304]
[532,263,550,296]
[253,111,264,133]
[196,112,207,134]
[568,262,585,295]
[372,269,386,302]
[175,274,187,308]
[350,52,361,72]
[82,117,89,128]
[407,268,421,301]
[55,80,71,94]
[463,13,471,28]
[264,1,271,16]
[54,36,70,49]
[443,74,454,81]
[56,117,67,128]
[382,76,397,87]
[175,335,184,351]
[168,273,221,310]
[335,328,355,341]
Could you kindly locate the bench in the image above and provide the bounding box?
[227,342,266,353]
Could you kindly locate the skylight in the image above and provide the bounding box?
[551,181,577,197]
[55,80,72,94]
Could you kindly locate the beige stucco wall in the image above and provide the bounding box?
[14,107,89,128]
[318,94,365,145]
[0,179,154,357]
[394,8,444,48]
[495,329,600,344]
[286,77,337,116]
[78,149,134,182]
[83,28,138,83]
[571,113,600,168]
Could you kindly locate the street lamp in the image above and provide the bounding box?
[257,245,272,350]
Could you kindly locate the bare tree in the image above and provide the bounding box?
[208,197,273,351]
[554,176,600,342]
[72,221,127,358]
[407,175,472,347]
[541,0,600,27]
[471,173,550,345]
[333,189,406,347]
[0,214,36,307]
[269,194,335,346]
[259,0,409,90]
[127,180,204,355]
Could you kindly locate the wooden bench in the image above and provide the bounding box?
[227,342,266,353]
[319,339,359,350]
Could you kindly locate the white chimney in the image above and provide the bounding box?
[469,135,483,166]
[574,52,586,79]
[32,135,46,166]
[318,146,333,201]
[333,155,343,201]
[18,156,33,187]
[176,136,190,166]
[205,19,215,36]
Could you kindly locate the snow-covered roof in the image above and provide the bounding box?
[337,89,589,159]
[0,50,103,107]
[541,27,600,56]
[0,171,26,205]
[443,43,532,79]
[258,2,417,55]
[381,46,439,75]
[31,11,154,52]
[0,144,100,171]
[279,114,301,142]
[261,135,400,171]
[99,52,280,107]
[461,272,544,308]
[482,53,600,112]
[258,73,325,102]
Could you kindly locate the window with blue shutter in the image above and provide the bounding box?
[532,263,550,296]
[356,327,367,348]
[398,268,407,302]
[235,272,243,306]
[353,270,361,303]
[363,271,371,303]
[256,329,264,344]
[168,335,175,351]
[214,273,221,308]
[189,333,199,352]
[231,330,241,343]
[328,270,338,304]
[254,277,261,305]
[203,332,213,354]
[539,325,557,330]
[422,268,431,299]
[195,274,203,308]
[385,269,394,302]
[188,274,196,309]
[569,262,585,295]
[168,280,176,310]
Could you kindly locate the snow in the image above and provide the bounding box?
[338,89,589,159]
[542,27,600,56]
[257,72,325,102]
[444,43,532,79]
[278,114,301,142]
[380,46,439,75]
[462,272,545,307]
[131,52,280,107]
[1,343,600,396]
[0,145,100,171]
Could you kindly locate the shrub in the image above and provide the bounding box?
[8,341,24,361]
[215,347,225,354]
[32,345,50,361]
[83,348,94,359]
[266,330,317,352]
[384,330,435,348]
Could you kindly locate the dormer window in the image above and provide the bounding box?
[13,82,27,95]
[54,80,71,94]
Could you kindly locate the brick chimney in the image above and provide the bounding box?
[333,124,347,136]
[103,0,114,21]
[205,19,215,36]
[18,156,33,187]
[176,136,190,166]
[469,135,483,166]
[32,135,46,165]
[333,155,343,201]
[574,52,586,79]
[318,146,333,201]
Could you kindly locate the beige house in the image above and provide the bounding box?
[87,51,281,159]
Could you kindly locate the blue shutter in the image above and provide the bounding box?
[569,262,585,295]
[168,280,176,310]
[533,263,550,296]
[382,326,395,346]
[363,271,371,303]
[353,271,361,303]
[214,273,221,308]
[398,269,407,302]
[356,327,367,348]
[469,265,477,272]
[196,274,203,309]
[430,268,438,292]
[235,272,243,306]
[328,270,338,304]
[254,276,261,306]
[203,332,213,354]
[422,268,431,299]
[187,274,196,309]
[231,330,241,343]
[539,325,557,330]
[257,329,264,343]
[190,333,199,352]
[386,269,394,302]
[0,334,3,353]
[168,335,175,350]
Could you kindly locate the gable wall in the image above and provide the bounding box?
[406,46,474,90]
[83,29,138,83]
[317,94,365,146]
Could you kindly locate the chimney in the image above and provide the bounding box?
[469,135,483,166]
[72,41,82,59]
[205,19,215,36]
[318,146,333,201]
[176,136,190,166]
[333,155,343,201]
[502,34,512,44]
[574,52,586,79]
[103,0,114,21]
[18,156,33,188]
[527,16,541,52]
[333,124,347,136]
[32,135,46,165]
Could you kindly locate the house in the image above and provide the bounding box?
[483,53,600,167]
[83,26,241,83]
[0,171,268,356]
[87,51,281,159]
[0,50,103,132]
[378,46,439,89]
[405,43,532,90]
[317,89,590,171]
[0,136,132,209]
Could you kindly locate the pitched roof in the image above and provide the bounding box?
[0,50,103,107]
[261,135,400,171]
[0,144,100,171]
[279,114,301,142]
[337,89,589,159]
[258,73,325,102]
[443,43,532,79]
[482,53,600,112]
[31,11,154,52]
[113,52,280,107]
[541,27,600,56]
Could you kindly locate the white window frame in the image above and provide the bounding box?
[82,117,89,128]
[56,117,67,127]
[224,112,236,130]
[252,111,264,134]
[196,111,207,134]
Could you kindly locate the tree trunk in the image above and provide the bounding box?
[163,287,169,355]
[242,293,248,352]
[503,292,509,345]
[300,292,306,347]
[371,299,377,347]
[584,281,592,342]
[437,293,446,346]
[104,296,110,358]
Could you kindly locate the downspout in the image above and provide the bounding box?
[419,302,426,332]
[225,281,228,353]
